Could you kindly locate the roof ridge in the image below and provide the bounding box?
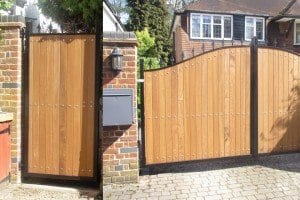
[217,0,269,15]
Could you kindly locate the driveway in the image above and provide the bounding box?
[104,153,300,200]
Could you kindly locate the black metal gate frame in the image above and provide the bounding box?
[20,23,102,186]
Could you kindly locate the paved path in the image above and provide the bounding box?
[0,183,100,200]
[104,153,300,200]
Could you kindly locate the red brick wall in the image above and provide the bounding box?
[267,20,300,53]
[0,21,24,183]
[102,40,138,184]
[173,25,246,62]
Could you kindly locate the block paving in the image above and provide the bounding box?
[104,153,300,200]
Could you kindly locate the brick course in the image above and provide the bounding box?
[0,18,25,183]
[102,34,138,184]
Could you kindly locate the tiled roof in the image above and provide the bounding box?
[182,0,293,16]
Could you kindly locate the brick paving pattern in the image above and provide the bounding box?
[104,153,300,200]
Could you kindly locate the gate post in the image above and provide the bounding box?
[139,59,146,167]
[250,37,258,156]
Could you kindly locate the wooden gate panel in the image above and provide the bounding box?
[144,47,251,164]
[258,48,300,153]
[28,35,95,177]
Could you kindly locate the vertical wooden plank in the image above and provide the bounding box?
[229,48,236,156]
[263,49,269,153]
[190,59,197,160]
[144,71,153,164]
[52,36,60,175]
[224,49,230,156]
[287,53,293,151]
[283,52,289,151]
[152,71,160,163]
[201,55,208,158]
[38,37,47,173]
[218,49,225,157]
[292,55,299,151]
[85,35,95,176]
[28,37,36,172]
[171,66,178,162]
[183,61,191,160]
[72,36,83,175]
[165,68,172,162]
[235,48,241,155]
[207,54,214,158]
[258,48,264,153]
[195,56,202,159]
[268,49,274,153]
[178,64,184,161]
[158,69,166,163]
[45,37,53,174]
[277,51,284,151]
[245,47,251,154]
[212,51,219,158]
[59,36,68,175]
[240,48,246,155]
[272,49,279,152]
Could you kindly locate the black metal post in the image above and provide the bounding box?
[250,37,258,156]
[139,59,146,167]
[95,18,102,189]
[21,25,30,180]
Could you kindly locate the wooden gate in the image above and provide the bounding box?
[144,45,300,165]
[144,47,251,164]
[258,47,300,153]
[26,34,97,178]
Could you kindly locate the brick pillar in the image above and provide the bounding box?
[102,32,138,184]
[0,16,25,183]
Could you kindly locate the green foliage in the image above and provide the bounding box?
[0,0,13,10]
[38,0,101,32]
[135,28,155,57]
[126,0,172,67]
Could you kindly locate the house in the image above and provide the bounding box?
[0,0,61,33]
[103,0,124,32]
[171,0,300,63]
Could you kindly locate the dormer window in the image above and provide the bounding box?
[190,13,233,40]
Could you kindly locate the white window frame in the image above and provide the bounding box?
[244,16,265,42]
[190,13,233,40]
[294,20,300,45]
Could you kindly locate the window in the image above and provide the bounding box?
[245,17,265,41]
[190,13,232,40]
[294,21,300,45]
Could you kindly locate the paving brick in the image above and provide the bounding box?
[104,154,300,200]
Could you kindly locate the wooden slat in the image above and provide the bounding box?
[165,68,172,162]
[212,51,219,158]
[201,55,208,158]
[183,60,191,160]
[195,56,202,159]
[171,66,178,161]
[224,49,230,156]
[190,59,197,160]
[144,72,153,164]
[178,64,184,161]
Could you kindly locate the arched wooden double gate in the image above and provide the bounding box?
[143,44,300,165]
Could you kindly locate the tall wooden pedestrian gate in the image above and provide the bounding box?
[144,44,300,165]
[24,34,99,180]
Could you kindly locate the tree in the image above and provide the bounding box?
[38,0,101,32]
[0,0,13,40]
[0,0,13,10]
[127,0,172,67]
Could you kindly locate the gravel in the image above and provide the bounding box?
[0,183,100,200]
